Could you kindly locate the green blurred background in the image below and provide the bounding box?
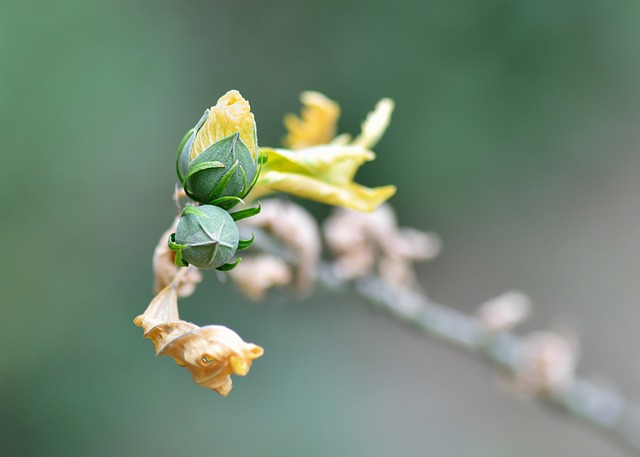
[3,0,640,455]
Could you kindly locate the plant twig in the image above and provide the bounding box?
[316,265,640,455]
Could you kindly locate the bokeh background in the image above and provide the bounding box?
[3,0,640,456]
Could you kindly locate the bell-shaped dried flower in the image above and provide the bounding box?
[134,282,264,396]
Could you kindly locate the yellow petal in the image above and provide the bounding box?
[283,91,340,150]
[254,145,395,211]
[191,90,258,160]
[352,98,395,149]
[265,146,375,184]
[257,170,396,212]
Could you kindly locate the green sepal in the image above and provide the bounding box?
[208,195,245,210]
[231,202,261,222]
[216,257,242,271]
[208,159,239,202]
[184,161,225,182]
[185,133,256,205]
[237,233,255,251]
[176,128,194,183]
[181,206,208,218]
[176,109,210,183]
[244,148,264,198]
[168,233,188,250]
[174,249,189,267]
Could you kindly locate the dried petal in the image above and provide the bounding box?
[241,199,320,294]
[513,331,578,395]
[323,204,439,286]
[229,255,292,301]
[476,291,531,332]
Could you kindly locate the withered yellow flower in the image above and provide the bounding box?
[248,92,396,212]
[283,91,340,149]
[134,283,264,396]
[252,145,396,212]
[190,90,258,160]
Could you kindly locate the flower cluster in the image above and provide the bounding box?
[137,89,398,395]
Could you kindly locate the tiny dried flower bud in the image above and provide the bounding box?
[514,331,578,395]
[229,254,292,301]
[476,291,531,333]
[171,205,239,269]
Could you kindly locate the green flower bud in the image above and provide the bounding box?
[170,205,240,270]
[183,133,257,206]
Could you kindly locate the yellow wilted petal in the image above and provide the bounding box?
[283,91,340,150]
[257,171,395,212]
[191,90,258,160]
[265,146,375,184]
[352,98,395,149]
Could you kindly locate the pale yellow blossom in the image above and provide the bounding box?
[191,90,258,160]
[134,283,264,396]
[250,92,396,212]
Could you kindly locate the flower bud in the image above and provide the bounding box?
[184,133,257,206]
[170,205,240,270]
[176,90,261,209]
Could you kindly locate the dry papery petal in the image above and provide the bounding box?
[476,291,532,333]
[240,199,320,294]
[323,204,441,286]
[513,331,579,396]
[229,255,292,301]
[153,218,202,298]
[134,285,263,396]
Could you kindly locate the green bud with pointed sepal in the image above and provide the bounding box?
[170,205,240,270]
[179,133,258,209]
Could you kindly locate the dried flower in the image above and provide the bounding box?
[229,255,292,301]
[324,204,441,285]
[248,92,396,212]
[513,331,578,395]
[134,283,264,396]
[239,199,320,294]
[476,291,531,333]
